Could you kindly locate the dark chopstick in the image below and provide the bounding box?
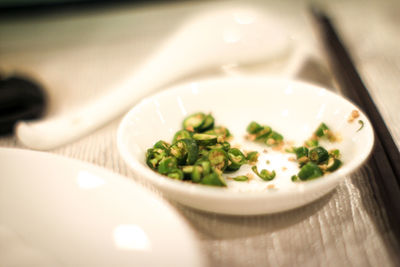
[310,6,400,243]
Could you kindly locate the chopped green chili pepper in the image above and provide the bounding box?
[309,146,329,164]
[246,121,263,134]
[305,138,319,147]
[157,157,178,174]
[198,114,214,132]
[182,139,199,165]
[256,126,272,140]
[170,139,198,165]
[146,112,252,186]
[191,165,204,183]
[167,168,184,180]
[294,146,309,159]
[251,165,276,181]
[181,165,194,179]
[172,130,192,143]
[207,141,230,152]
[205,126,231,139]
[329,149,340,159]
[200,171,226,186]
[357,120,364,132]
[146,148,168,170]
[207,148,229,171]
[298,156,309,166]
[246,121,283,147]
[246,151,259,164]
[226,148,247,171]
[315,122,329,137]
[265,131,283,146]
[192,133,218,146]
[312,122,336,142]
[197,148,209,158]
[153,140,170,151]
[147,113,347,186]
[169,141,186,164]
[326,157,342,172]
[190,159,212,183]
[196,159,211,176]
[285,147,296,153]
[221,141,231,151]
[232,175,249,182]
[298,162,323,180]
[183,112,206,132]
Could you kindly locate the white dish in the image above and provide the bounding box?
[117,76,374,215]
[0,148,205,267]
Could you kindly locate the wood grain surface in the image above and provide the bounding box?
[1,0,400,266]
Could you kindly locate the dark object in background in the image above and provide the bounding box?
[0,0,184,18]
[0,75,46,135]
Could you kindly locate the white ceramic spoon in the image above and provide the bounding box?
[16,7,299,150]
[0,148,205,266]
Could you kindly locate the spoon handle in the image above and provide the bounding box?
[15,43,196,150]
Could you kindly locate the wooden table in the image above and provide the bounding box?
[1,0,399,266]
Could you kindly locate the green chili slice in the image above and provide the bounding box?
[357,120,364,132]
[189,159,212,183]
[157,156,178,174]
[329,149,340,159]
[170,138,198,165]
[305,138,319,148]
[315,122,329,137]
[167,168,184,180]
[192,133,218,146]
[196,159,211,176]
[170,141,186,164]
[256,126,272,140]
[200,171,226,187]
[221,141,231,151]
[207,141,231,152]
[197,148,209,158]
[205,126,231,139]
[207,148,229,171]
[326,157,342,172]
[298,162,323,180]
[226,148,246,171]
[251,165,276,181]
[295,146,309,159]
[172,130,192,144]
[182,139,199,165]
[181,165,194,180]
[198,114,215,132]
[246,151,259,164]
[265,131,283,146]
[153,140,170,151]
[191,165,204,183]
[232,175,249,182]
[146,148,168,170]
[309,146,329,164]
[183,112,206,132]
[246,121,263,134]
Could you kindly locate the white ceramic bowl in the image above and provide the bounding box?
[117,76,374,215]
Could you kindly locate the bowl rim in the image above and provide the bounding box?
[117,75,374,201]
